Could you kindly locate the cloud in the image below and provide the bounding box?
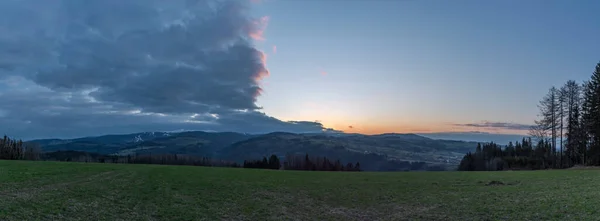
[0,0,334,140]
[249,16,269,41]
[272,45,277,54]
[250,0,276,5]
[348,125,354,129]
[452,121,534,131]
[321,71,328,76]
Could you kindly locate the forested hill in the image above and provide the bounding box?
[26,131,479,171]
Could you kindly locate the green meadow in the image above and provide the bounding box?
[0,160,598,220]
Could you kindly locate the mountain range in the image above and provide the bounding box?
[28,131,482,171]
[418,132,526,145]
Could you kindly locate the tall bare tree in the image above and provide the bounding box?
[558,86,567,166]
[536,87,560,166]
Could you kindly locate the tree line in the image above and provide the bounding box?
[0,136,240,168]
[458,138,559,171]
[459,62,600,170]
[0,135,41,161]
[243,154,281,170]
[282,154,361,171]
[244,154,361,171]
[0,136,363,171]
[36,150,242,167]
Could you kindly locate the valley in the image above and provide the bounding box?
[28,131,480,171]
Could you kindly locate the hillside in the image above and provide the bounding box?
[0,160,598,220]
[221,132,476,171]
[31,131,254,156]
[29,131,478,171]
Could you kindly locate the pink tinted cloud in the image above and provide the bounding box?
[320,71,327,76]
[272,45,277,54]
[253,50,269,81]
[250,49,269,98]
[249,16,269,41]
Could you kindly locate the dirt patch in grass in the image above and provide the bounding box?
[568,165,600,170]
[252,190,438,220]
[324,203,443,221]
[483,180,520,186]
[486,180,506,186]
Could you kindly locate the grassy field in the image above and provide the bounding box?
[1,161,599,221]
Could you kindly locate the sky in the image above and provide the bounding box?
[254,0,600,135]
[0,0,598,140]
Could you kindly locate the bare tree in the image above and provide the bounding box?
[536,87,560,167]
[559,87,567,166]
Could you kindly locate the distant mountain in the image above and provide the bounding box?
[28,131,478,171]
[418,132,528,145]
[30,131,254,157]
[219,132,476,171]
[32,132,174,154]
[115,131,256,157]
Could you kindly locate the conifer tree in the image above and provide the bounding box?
[583,63,600,165]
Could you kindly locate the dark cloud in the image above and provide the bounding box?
[348,125,353,129]
[452,121,533,131]
[0,0,333,139]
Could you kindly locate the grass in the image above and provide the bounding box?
[1,161,600,220]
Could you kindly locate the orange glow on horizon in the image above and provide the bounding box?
[274,112,530,135]
[339,124,439,135]
[327,122,529,135]
[266,102,531,136]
